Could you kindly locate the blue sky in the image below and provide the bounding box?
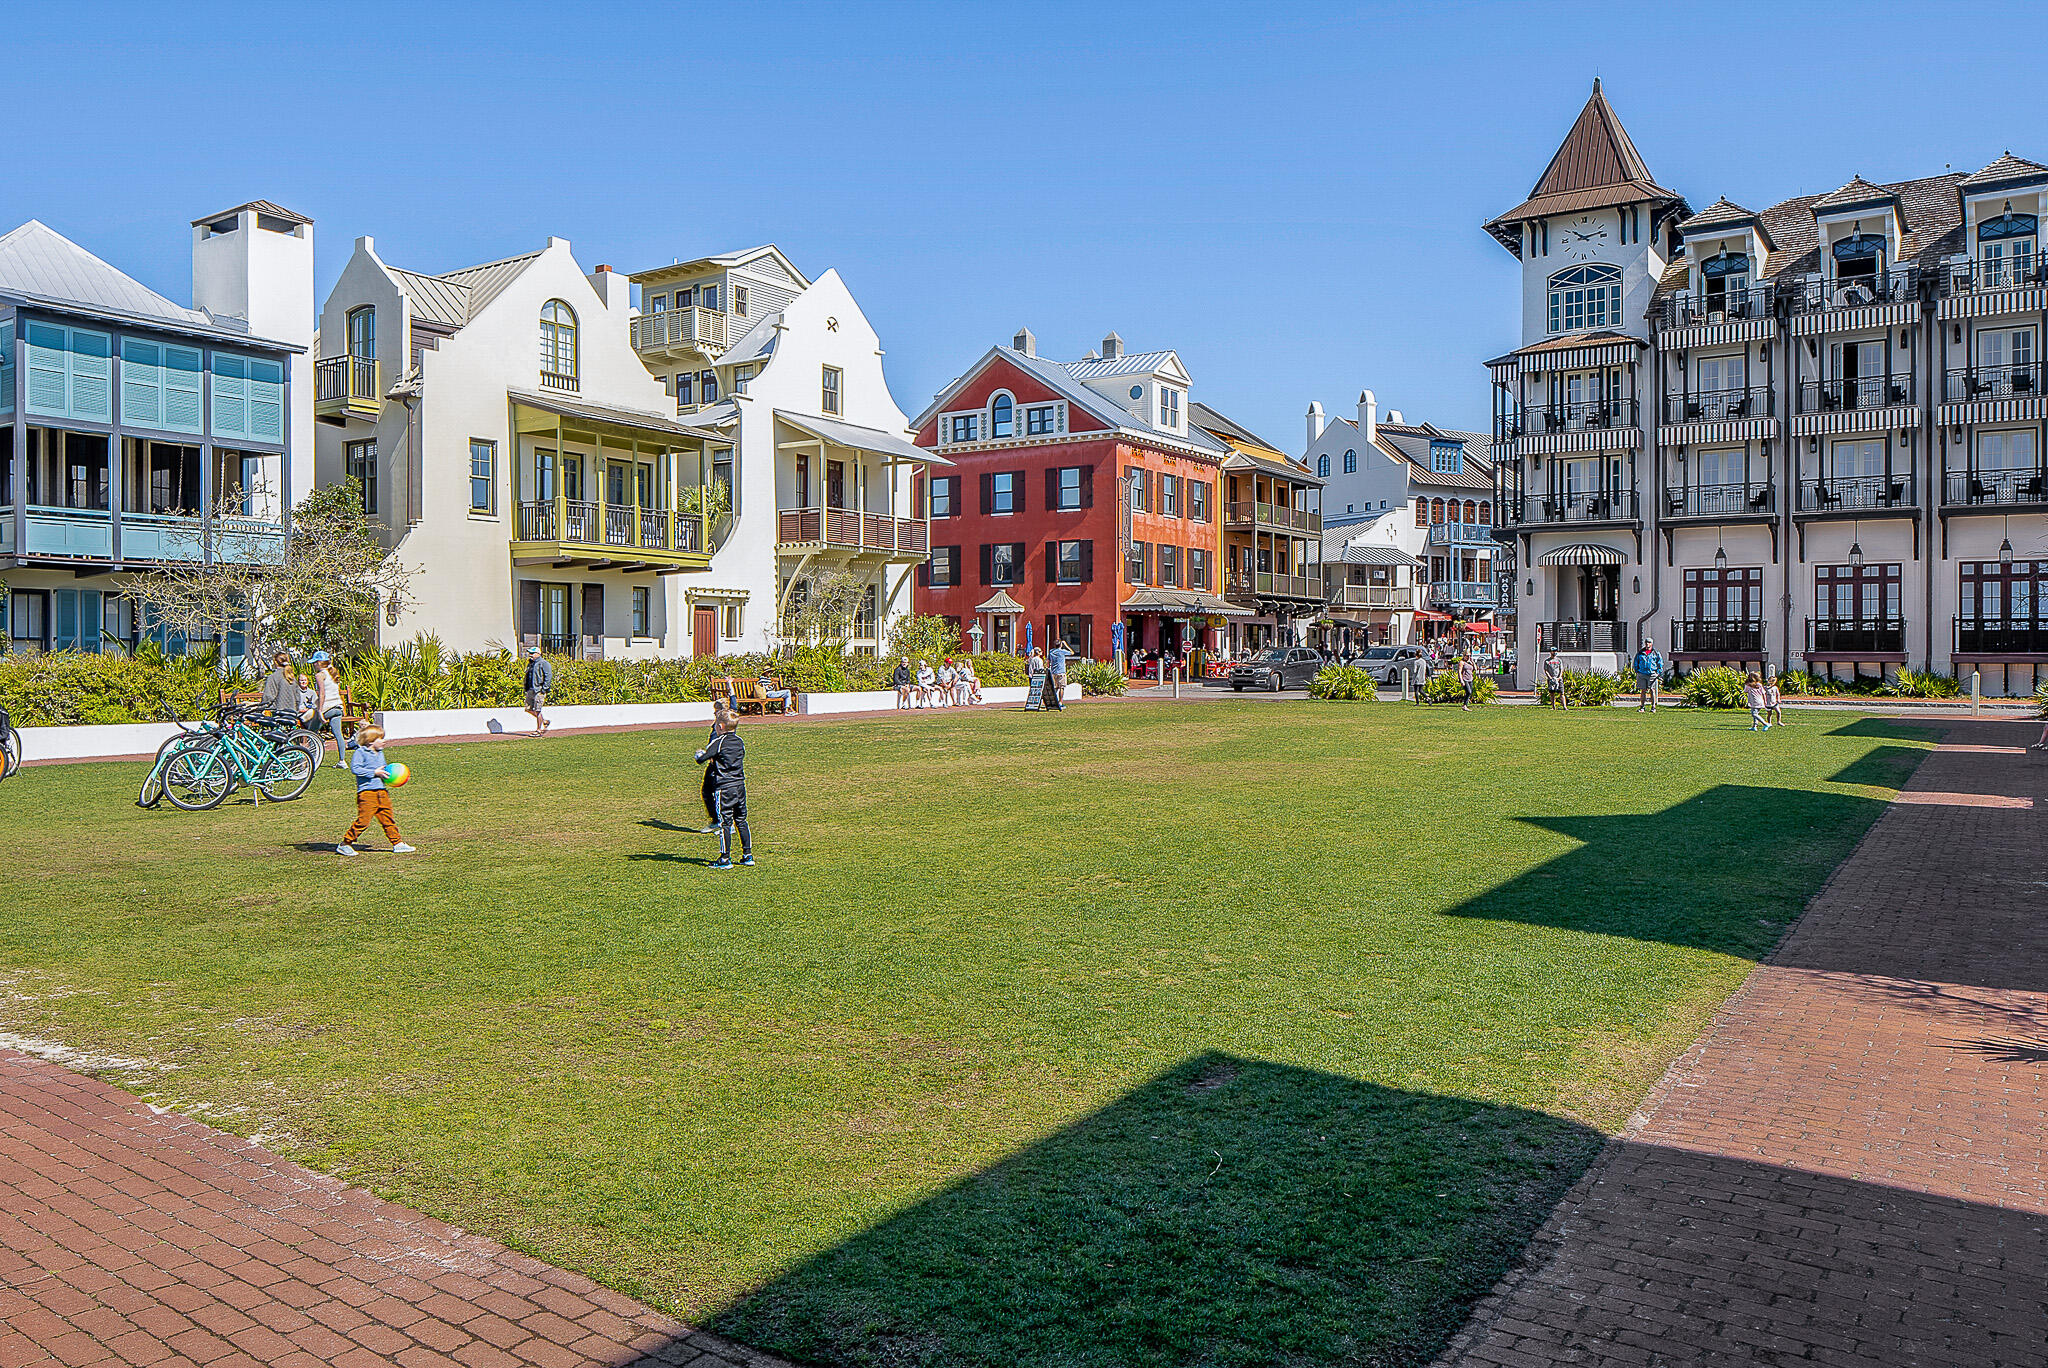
[4,2,2043,445]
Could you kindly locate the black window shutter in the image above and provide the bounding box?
[1080,540,1094,583]
[1045,541,1056,583]
[980,472,994,515]
[980,543,992,585]
[518,581,541,636]
[1045,467,1058,510]
[1013,470,1026,513]
[918,557,930,587]
[1081,466,1094,508]
[581,584,603,641]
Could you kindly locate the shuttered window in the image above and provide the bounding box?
[25,322,113,422]
[0,321,13,417]
[207,352,283,443]
[164,347,203,433]
[121,340,163,427]
[211,353,248,437]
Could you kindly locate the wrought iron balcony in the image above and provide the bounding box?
[1520,489,1641,525]
[1785,268,1918,314]
[1939,251,2048,296]
[1426,522,1496,546]
[1670,619,1766,656]
[1662,482,1776,519]
[1942,468,2048,507]
[1537,620,1627,652]
[1807,617,1906,656]
[1518,399,1639,435]
[1653,286,1775,330]
[1796,473,1916,513]
[1796,376,1914,414]
[1944,363,2042,403]
[314,356,380,419]
[1661,386,1773,424]
[1955,617,2048,655]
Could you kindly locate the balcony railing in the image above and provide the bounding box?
[0,504,284,564]
[1670,619,1766,655]
[314,355,380,413]
[1520,489,1641,524]
[537,370,578,393]
[1807,618,1907,655]
[1537,620,1627,652]
[1328,583,1414,611]
[1431,580,1497,609]
[1940,251,2048,296]
[1662,482,1776,518]
[1796,376,1914,414]
[1226,569,1322,599]
[1944,363,2043,403]
[516,499,704,553]
[1653,286,1775,330]
[1955,617,2048,655]
[1796,473,1916,513]
[1426,522,1496,546]
[630,306,729,354]
[1786,268,1918,314]
[1224,500,1319,533]
[1661,386,1773,424]
[1515,399,1639,435]
[776,506,929,556]
[1943,467,2047,506]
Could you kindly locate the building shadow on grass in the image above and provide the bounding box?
[707,1053,1604,1368]
[1826,716,1944,740]
[1826,744,1927,788]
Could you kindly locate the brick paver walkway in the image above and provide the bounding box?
[1438,718,2048,1367]
[0,1054,789,1368]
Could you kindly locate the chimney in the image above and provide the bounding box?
[1101,331,1123,361]
[1013,326,1036,357]
[1306,401,1326,446]
[1359,390,1377,446]
[1083,349,1100,362]
[1386,409,1403,426]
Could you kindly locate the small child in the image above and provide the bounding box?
[699,703,735,832]
[695,713,753,869]
[1744,671,1770,732]
[337,724,414,855]
[1763,674,1785,727]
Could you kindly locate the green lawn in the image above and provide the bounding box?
[0,702,1931,1367]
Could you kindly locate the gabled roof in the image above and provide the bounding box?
[1484,81,1686,248]
[1811,175,1898,217]
[1956,151,2048,198]
[1190,400,1319,483]
[0,219,290,347]
[190,200,311,227]
[626,245,810,290]
[434,249,543,317]
[718,308,783,369]
[383,248,544,330]
[1062,348,1185,382]
[916,345,1228,457]
[1678,197,1774,247]
[1373,422,1495,493]
[1484,330,1645,367]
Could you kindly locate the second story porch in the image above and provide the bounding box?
[772,410,936,565]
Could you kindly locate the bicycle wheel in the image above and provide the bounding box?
[163,745,232,811]
[257,738,319,802]
[0,726,19,781]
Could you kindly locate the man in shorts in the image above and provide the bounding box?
[524,646,554,735]
[1632,637,1665,712]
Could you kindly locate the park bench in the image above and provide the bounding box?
[730,675,793,715]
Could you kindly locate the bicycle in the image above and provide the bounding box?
[149,703,321,811]
[0,705,19,782]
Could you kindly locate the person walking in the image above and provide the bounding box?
[1633,638,1665,711]
[1047,639,1072,709]
[1543,649,1567,709]
[1744,671,1771,731]
[695,712,753,869]
[892,658,912,710]
[1763,672,1785,727]
[335,724,414,856]
[524,646,553,735]
[1457,653,1476,711]
[305,652,348,765]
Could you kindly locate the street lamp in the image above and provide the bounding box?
[968,619,985,651]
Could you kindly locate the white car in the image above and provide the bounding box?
[1351,644,1427,685]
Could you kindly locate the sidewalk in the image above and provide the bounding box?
[1436,718,2048,1367]
[0,1050,789,1368]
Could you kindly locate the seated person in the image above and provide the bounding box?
[958,656,981,704]
[756,671,795,711]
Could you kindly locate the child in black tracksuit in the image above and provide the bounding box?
[699,704,734,831]
[695,714,752,868]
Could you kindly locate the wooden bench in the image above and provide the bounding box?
[731,676,793,715]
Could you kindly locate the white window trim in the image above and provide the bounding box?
[939,398,1068,446]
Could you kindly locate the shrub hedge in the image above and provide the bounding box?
[1309,665,1378,701]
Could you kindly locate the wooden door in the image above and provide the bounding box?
[693,605,719,658]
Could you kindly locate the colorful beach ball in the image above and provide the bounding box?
[382,761,411,788]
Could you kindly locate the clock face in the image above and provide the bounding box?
[1564,214,1610,261]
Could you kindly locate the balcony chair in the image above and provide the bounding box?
[1884,479,1906,506]
[1684,400,1703,421]
[1726,394,1750,419]
[1970,478,1993,504]
[1666,490,1686,518]
[1888,381,1911,406]
[1747,486,1771,513]
[2014,370,2036,394]
[1967,373,1994,399]
[2023,472,2046,502]
[1812,483,1841,510]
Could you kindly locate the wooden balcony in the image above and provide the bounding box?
[314,356,380,421]
[1225,569,1322,601]
[775,506,929,559]
[1224,501,1320,534]
[630,306,729,359]
[511,498,711,572]
[1328,584,1415,611]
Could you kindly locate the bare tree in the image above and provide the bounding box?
[777,569,866,651]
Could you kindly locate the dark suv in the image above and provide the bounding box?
[1229,647,1323,692]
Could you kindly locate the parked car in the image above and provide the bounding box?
[1230,647,1323,692]
[1352,644,1427,686]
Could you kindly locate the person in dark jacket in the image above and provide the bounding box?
[698,703,734,832]
[695,713,753,868]
[524,646,554,735]
[892,659,912,710]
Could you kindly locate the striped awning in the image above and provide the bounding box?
[1538,542,1628,566]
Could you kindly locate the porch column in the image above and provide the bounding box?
[10,319,25,564]
[553,415,567,545]
[629,436,642,547]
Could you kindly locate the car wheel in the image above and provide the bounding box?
[1268,673,1281,692]
[1231,684,1243,692]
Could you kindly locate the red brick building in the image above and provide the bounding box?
[911,330,1241,662]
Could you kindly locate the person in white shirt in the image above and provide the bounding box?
[957,656,981,704]
[915,659,937,707]
[935,660,956,706]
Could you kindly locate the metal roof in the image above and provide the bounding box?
[718,310,782,368]
[1061,348,1180,381]
[509,389,726,443]
[386,267,472,328]
[626,245,810,289]
[1485,82,1686,246]
[435,249,543,317]
[0,220,296,348]
[1333,543,1419,567]
[1538,542,1628,566]
[774,409,950,465]
[1120,588,1252,616]
[190,200,312,227]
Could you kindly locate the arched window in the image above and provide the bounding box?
[1479,500,1492,524]
[346,306,374,361]
[1449,500,1462,523]
[1430,497,1445,523]
[1547,264,1622,333]
[1464,500,1478,522]
[989,392,1014,439]
[1415,499,1428,526]
[1317,453,1330,478]
[539,300,578,385]
[1343,448,1357,474]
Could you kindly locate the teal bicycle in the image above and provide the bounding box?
[141,703,320,810]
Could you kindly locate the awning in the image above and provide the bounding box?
[1120,588,1255,617]
[1413,610,1452,621]
[775,410,953,466]
[974,589,1027,615]
[509,389,724,443]
[1461,622,1498,632]
[1538,542,1628,566]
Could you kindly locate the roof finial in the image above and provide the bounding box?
[1592,76,1602,94]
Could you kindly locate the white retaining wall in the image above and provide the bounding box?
[796,684,1077,715]
[17,721,192,762]
[371,701,716,739]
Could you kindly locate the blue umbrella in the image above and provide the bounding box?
[1025,620,1034,652]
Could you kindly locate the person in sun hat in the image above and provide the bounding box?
[524,645,554,735]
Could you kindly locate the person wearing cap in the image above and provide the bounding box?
[524,646,554,735]
[303,651,349,765]
[1633,637,1665,712]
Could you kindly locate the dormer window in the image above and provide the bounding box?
[1701,251,1750,309]
[1547,264,1622,333]
[1831,232,1884,283]
[1158,387,1181,429]
[1430,439,1463,474]
[1979,208,2039,287]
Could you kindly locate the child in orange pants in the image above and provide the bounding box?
[337,724,414,855]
